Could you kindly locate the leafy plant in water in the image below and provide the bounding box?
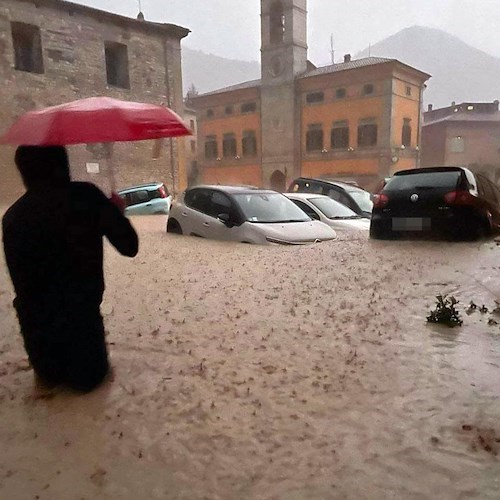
[427,295,463,328]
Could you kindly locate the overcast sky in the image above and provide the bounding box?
[76,0,500,65]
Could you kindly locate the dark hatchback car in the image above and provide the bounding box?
[370,166,500,240]
[288,177,373,218]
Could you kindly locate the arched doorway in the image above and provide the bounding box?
[270,170,286,192]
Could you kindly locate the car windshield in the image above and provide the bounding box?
[347,190,373,213]
[309,197,359,219]
[386,171,461,190]
[234,193,310,223]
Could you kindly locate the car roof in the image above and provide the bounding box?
[118,182,163,193]
[393,166,468,177]
[292,177,365,191]
[188,185,277,195]
[285,193,331,200]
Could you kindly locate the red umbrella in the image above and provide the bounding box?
[0,96,191,145]
[0,96,192,192]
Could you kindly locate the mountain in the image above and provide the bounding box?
[182,47,260,96]
[181,26,500,108]
[356,26,500,107]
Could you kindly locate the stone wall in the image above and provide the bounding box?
[0,0,188,206]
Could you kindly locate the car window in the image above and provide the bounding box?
[185,189,211,214]
[309,197,358,218]
[326,188,352,207]
[148,187,162,200]
[291,199,320,220]
[128,190,150,206]
[207,191,236,219]
[233,193,310,223]
[386,171,461,190]
[347,190,373,213]
[294,180,323,194]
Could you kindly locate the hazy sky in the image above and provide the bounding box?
[76,0,500,64]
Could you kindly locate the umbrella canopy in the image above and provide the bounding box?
[0,96,191,145]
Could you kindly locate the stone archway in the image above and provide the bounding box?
[270,170,286,192]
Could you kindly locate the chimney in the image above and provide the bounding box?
[137,11,145,21]
[427,104,433,112]
[494,100,499,110]
[344,54,351,63]
[451,101,456,107]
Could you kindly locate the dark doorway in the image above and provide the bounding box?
[270,170,286,192]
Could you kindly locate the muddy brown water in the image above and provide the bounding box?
[0,215,499,499]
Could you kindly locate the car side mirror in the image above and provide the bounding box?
[218,213,233,227]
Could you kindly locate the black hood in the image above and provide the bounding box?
[15,145,71,190]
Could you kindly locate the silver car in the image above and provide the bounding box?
[167,186,337,245]
[285,193,370,231]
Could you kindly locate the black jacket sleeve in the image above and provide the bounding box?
[93,187,139,257]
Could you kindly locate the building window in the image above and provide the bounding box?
[189,120,195,132]
[225,105,234,115]
[190,140,196,153]
[449,136,465,153]
[306,124,324,152]
[402,119,412,147]
[363,84,374,96]
[406,86,412,96]
[270,1,285,44]
[105,42,130,89]
[358,120,378,147]
[207,109,214,118]
[331,121,350,149]
[11,22,44,74]
[242,130,257,157]
[336,88,346,99]
[241,102,257,114]
[223,133,237,158]
[205,135,218,159]
[306,92,324,104]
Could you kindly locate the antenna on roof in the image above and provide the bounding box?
[330,34,335,64]
[368,43,371,57]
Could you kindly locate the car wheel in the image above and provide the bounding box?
[166,219,183,235]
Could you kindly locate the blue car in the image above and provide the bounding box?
[118,182,172,215]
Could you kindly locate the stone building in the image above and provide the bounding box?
[0,0,189,205]
[192,0,430,192]
[422,101,500,185]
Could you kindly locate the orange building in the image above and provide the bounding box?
[192,0,430,192]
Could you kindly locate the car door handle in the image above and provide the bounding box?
[203,222,210,227]
[181,212,188,217]
[146,204,152,207]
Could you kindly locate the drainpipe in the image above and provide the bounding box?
[163,37,176,196]
[416,84,425,168]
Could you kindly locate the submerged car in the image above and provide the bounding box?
[118,182,172,215]
[166,185,337,245]
[370,166,500,240]
[288,177,373,217]
[285,193,370,231]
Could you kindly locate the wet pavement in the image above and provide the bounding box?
[0,216,499,499]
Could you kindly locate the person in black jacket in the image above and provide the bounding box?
[2,145,139,392]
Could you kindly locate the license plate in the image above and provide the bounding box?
[392,217,431,231]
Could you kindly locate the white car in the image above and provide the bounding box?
[285,193,370,231]
[167,186,337,245]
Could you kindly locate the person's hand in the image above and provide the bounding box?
[110,192,126,214]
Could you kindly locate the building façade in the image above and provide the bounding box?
[191,0,431,193]
[0,0,189,205]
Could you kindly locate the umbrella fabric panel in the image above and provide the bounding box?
[0,97,191,146]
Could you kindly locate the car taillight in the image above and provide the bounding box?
[159,186,167,198]
[444,190,473,205]
[373,193,389,208]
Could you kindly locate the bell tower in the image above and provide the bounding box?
[260,0,307,189]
